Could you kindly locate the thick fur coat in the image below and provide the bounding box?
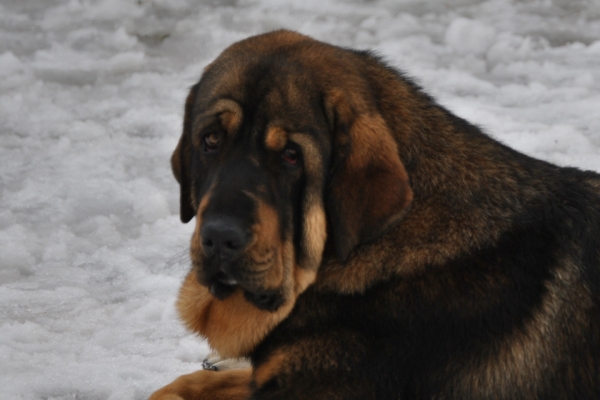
[150,30,600,400]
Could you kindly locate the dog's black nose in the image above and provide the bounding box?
[200,219,248,260]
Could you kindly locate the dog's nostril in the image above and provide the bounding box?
[224,240,239,250]
[203,239,214,247]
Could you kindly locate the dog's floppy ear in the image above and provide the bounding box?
[325,90,413,261]
[171,85,198,223]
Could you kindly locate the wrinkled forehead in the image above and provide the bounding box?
[196,56,325,133]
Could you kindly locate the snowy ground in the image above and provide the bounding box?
[1,0,599,399]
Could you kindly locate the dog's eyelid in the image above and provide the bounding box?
[202,129,222,153]
[281,143,301,166]
[283,144,298,154]
[192,117,222,146]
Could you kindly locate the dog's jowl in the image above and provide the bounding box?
[150,30,600,400]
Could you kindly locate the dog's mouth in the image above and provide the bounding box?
[209,271,239,299]
[206,271,284,312]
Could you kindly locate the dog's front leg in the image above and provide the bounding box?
[149,368,251,400]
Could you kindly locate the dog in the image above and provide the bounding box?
[149,30,600,400]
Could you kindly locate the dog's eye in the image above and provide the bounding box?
[281,147,299,166]
[204,132,220,153]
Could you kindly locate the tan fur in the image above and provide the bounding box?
[183,195,297,359]
[289,133,327,273]
[302,204,327,270]
[177,272,296,359]
[264,126,287,152]
[148,368,251,400]
[180,185,316,363]
[253,349,288,388]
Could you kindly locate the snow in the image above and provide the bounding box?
[445,17,497,56]
[0,0,599,399]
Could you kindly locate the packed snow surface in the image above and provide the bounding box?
[1,0,599,399]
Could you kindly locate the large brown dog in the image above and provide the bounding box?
[149,30,600,400]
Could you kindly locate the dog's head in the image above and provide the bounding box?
[172,30,413,313]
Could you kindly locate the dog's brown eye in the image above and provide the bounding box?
[282,147,299,165]
[204,132,220,152]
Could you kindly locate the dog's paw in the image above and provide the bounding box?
[148,394,183,400]
[202,352,251,371]
[149,368,252,400]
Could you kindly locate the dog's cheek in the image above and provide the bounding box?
[301,203,327,271]
[288,133,327,280]
[237,233,296,311]
[190,217,203,267]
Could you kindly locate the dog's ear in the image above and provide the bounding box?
[171,85,198,223]
[325,90,413,262]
